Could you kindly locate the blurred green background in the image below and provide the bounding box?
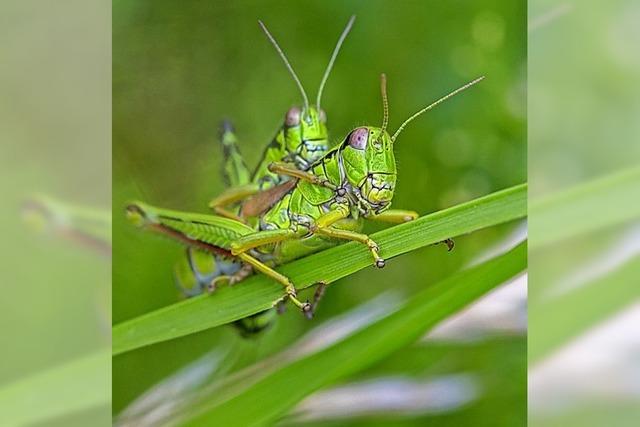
[0,0,111,425]
[113,0,525,424]
[529,1,640,426]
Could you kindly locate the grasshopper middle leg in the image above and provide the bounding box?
[230,228,312,313]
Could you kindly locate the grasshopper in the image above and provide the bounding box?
[128,74,484,317]
[209,16,355,221]
[172,17,355,333]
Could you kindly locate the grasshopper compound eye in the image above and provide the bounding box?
[285,107,301,127]
[348,127,368,150]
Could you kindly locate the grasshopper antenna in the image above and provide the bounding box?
[316,15,356,112]
[380,73,389,136]
[391,76,485,143]
[258,20,310,114]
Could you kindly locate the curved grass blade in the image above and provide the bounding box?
[113,183,527,356]
[0,349,110,426]
[529,166,640,249]
[183,242,526,426]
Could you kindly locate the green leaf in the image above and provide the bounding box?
[0,348,110,426]
[529,166,640,249]
[529,256,640,363]
[183,242,527,426]
[113,183,527,356]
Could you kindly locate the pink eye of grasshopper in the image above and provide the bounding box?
[348,127,368,150]
[285,107,301,127]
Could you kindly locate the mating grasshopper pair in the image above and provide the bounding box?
[132,17,356,332]
[127,17,484,325]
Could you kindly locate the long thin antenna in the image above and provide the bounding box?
[391,76,485,142]
[258,20,310,112]
[379,73,389,137]
[316,15,356,111]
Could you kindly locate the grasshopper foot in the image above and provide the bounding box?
[366,239,385,268]
[207,275,229,293]
[286,286,311,317]
[302,301,313,319]
[442,238,455,251]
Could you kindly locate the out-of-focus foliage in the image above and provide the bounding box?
[529,1,640,426]
[0,0,111,425]
[113,0,526,424]
[183,243,526,427]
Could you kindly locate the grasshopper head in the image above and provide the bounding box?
[341,126,397,214]
[259,17,354,168]
[283,105,329,167]
[339,73,485,216]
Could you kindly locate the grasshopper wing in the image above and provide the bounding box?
[240,179,297,218]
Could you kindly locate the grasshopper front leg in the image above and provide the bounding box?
[311,205,386,268]
[369,209,419,223]
[314,226,386,268]
[268,162,338,191]
[368,210,453,250]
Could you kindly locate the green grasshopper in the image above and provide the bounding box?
[173,17,355,332]
[128,74,484,316]
[209,16,355,221]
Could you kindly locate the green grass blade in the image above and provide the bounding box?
[113,183,527,356]
[184,242,527,426]
[0,348,110,426]
[529,256,640,363]
[529,166,640,249]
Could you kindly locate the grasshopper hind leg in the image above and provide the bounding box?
[211,120,259,221]
[235,252,311,313]
[219,120,251,188]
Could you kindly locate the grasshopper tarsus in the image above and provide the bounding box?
[219,119,235,135]
[444,238,455,252]
[302,302,313,319]
[207,275,228,293]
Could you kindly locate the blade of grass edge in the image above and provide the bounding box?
[0,348,110,426]
[529,166,640,249]
[184,241,526,426]
[114,183,527,356]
